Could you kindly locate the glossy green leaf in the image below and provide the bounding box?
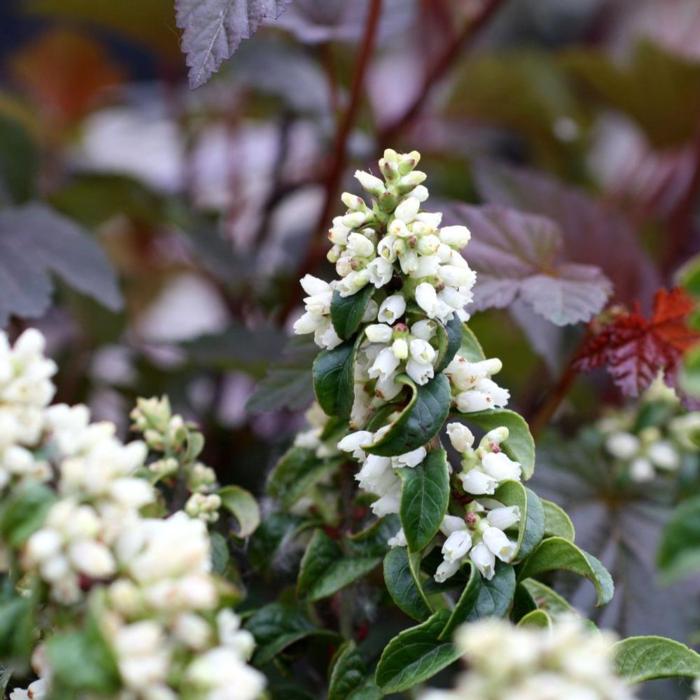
[328,641,381,700]
[614,636,700,683]
[521,579,576,616]
[383,547,432,621]
[46,603,120,695]
[461,409,536,479]
[541,498,576,541]
[435,316,464,373]
[246,602,336,666]
[657,495,700,582]
[0,482,55,547]
[459,323,486,362]
[399,449,450,552]
[375,610,460,693]
[313,339,356,419]
[439,562,480,639]
[494,481,545,561]
[518,536,614,606]
[267,446,342,509]
[297,530,380,602]
[331,286,374,341]
[218,485,260,538]
[367,375,451,456]
[517,609,552,628]
[0,595,35,666]
[469,561,517,619]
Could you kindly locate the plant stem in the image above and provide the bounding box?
[377,0,505,146]
[529,358,579,439]
[279,0,384,322]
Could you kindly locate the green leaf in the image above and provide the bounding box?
[249,512,307,570]
[0,482,55,547]
[210,531,230,574]
[562,40,700,149]
[459,323,486,362]
[541,498,575,541]
[383,547,432,621]
[328,641,381,700]
[614,636,700,683]
[267,446,342,509]
[246,602,336,666]
[297,530,380,602]
[435,316,464,373]
[399,449,450,552]
[657,495,700,582]
[0,115,38,204]
[469,561,517,619]
[0,596,35,666]
[347,516,398,558]
[521,579,575,616]
[313,339,356,419]
[331,286,374,341]
[460,409,536,479]
[494,481,545,561]
[375,610,460,693]
[440,562,480,639]
[367,375,451,457]
[218,485,260,538]
[518,536,614,606]
[46,605,120,695]
[517,609,552,628]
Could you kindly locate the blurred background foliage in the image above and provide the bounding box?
[0,0,699,685]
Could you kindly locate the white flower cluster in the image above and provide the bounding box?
[338,430,427,517]
[598,379,699,483]
[384,423,523,581]
[293,402,341,460]
[421,615,638,700]
[445,356,509,413]
[294,149,475,357]
[0,329,264,700]
[0,330,56,491]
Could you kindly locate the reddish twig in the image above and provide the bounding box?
[529,359,579,439]
[377,0,505,146]
[279,0,384,322]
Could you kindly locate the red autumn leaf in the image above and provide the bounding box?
[574,288,700,396]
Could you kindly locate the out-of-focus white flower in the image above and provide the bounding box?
[420,616,638,700]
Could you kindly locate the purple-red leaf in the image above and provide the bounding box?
[451,204,612,326]
[574,288,700,396]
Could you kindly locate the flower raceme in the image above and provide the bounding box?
[421,616,638,700]
[0,329,264,700]
[292,149,516,583]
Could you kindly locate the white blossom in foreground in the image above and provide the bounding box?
[420,616,638,700]
[0,328,265,700]
[445,356,509,413]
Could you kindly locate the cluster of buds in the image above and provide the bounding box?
[445,356,510,413]
[131,396,220,522]
[0,329,265,700]
[421,616,637,700]
[597,378,699,483]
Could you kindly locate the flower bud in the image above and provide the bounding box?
[354,170,386,197]
[439,225,471,248]
[347,233,375,259]
[446,423,475,453]
[341,192,367,211]
[392,338,409,360]
[365,324,393,344]
[394,197,420,223]
[378,294,406,324]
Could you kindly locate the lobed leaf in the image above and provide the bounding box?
[175,0,294,88]
[0,203,122,327]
